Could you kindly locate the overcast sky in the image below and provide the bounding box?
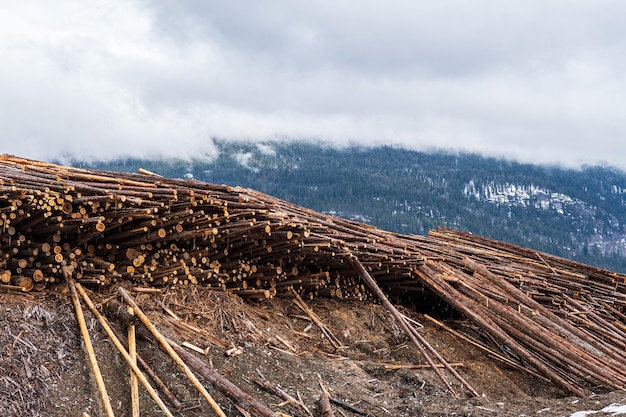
[1,1,625,168]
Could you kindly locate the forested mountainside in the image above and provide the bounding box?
[75,141,626,273]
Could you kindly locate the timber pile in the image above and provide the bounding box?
[417,228,626,397]
[1,154,626,398]
[0,154,426,299]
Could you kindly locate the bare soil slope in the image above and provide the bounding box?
[2,287,625,417]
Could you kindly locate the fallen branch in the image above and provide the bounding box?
[318,379,334,417]
[328,397,373,417]
[402,315,479,397]
[384,362,464,370]
[166,339,280,417]
[253,378,313,417]
[291,291,344,350]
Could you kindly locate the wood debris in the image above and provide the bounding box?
[117,287,227,417]
[76,284,175,417]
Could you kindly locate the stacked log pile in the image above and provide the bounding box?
[1,154,626,397]
[0,155,427,298]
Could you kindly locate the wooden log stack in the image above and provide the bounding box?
[0,154,426,298]
[1,154,626,397]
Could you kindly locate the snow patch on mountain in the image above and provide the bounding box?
[464,181,587,215]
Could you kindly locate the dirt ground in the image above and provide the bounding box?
[1,285,625,417]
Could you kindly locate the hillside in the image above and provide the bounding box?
[78,141,626,272]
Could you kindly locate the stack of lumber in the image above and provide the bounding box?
[1,154,626,397]
[0,155,425,298]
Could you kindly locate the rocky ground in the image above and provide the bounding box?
[1,286,625,417]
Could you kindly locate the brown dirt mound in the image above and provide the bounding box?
[2,287,625,417]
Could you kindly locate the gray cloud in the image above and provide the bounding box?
[1,1,626,167]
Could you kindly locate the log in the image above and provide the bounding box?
[349,257,477,398]
[127,307,140,417]
[64,272,115,417]
[103,300,183,409]
[164,340,280,417]
[104,295,280,417]
[414,263,587,397]
[116,288,227,417]
[75,284,174,417]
